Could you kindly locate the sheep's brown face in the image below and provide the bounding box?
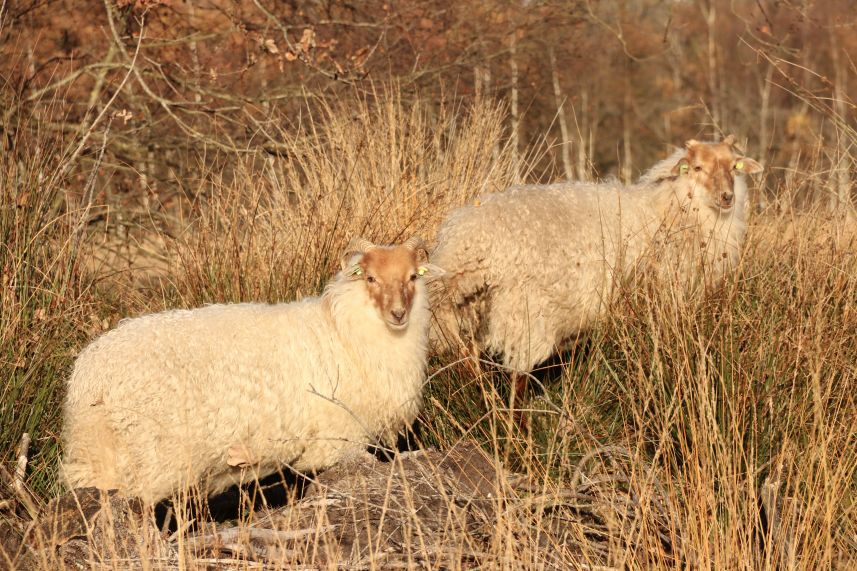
[358,246,421,331]
[673,137,763,211]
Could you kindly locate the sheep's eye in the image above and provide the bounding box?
[410,273,417,281]
[694,165,703,172]
[366,275,376,283]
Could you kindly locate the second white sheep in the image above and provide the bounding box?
[431,136,762,378]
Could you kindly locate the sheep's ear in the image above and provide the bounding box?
[684,139,701,149]
[722,134,736,146]
[671,157,691,177]
[416,263,446,280]
[734,157,763,175]
[342,262,365,280]
[340,251,364,272]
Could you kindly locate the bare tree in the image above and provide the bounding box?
[549,46,574,180]
[509,29,521,183]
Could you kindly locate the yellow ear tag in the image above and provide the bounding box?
[735,160,744,171]
[679,163,689,175]
[352,267,363,276]
[417,266,427,276]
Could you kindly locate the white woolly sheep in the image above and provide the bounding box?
[430,136,763,389]
[62,237,440,503]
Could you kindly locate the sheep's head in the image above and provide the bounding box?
[671,135,763,211]
[341,237,440,331]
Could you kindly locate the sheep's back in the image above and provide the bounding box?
[434,185,657,293]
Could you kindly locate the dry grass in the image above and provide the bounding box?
[1,88,855,569]
[0,127,103,497]
[168,88,516,307]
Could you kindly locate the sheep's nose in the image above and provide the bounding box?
[391,308,406,322]
[721,191,733,204]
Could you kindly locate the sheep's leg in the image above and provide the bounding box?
[508,371,530,434]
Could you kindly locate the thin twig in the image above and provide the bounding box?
[0,464,39,520]
[14,432,30,489]
[180,525,337,550]
[53,11,145,185]
[166,519,194,543]
[182,559,270,569]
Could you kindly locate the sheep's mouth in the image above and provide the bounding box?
[715,198,734,211]
[386,319,409,331]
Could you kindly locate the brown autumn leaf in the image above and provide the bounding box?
[350,46,370,64]
[227,443,259,468]
[263,38,279,54]
[299,28,316,53]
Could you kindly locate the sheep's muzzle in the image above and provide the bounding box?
[358,246,421,331]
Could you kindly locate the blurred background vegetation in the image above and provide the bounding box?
[3,0,854,212]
